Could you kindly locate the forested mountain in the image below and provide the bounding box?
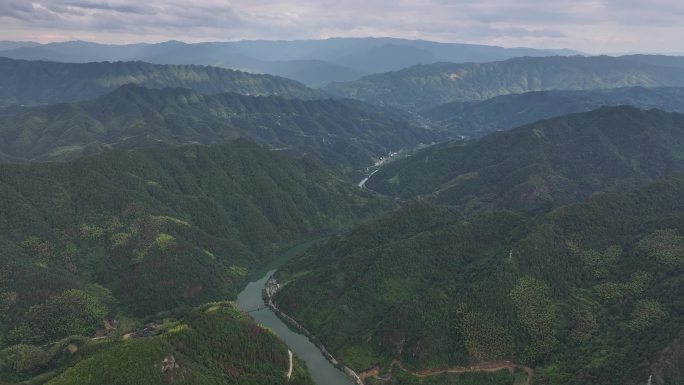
[3,35,684,385]
[0,84,444,171]
[0,140,385,361]
[618,54,684,69]
[324,55,684,110]
[1,302,314,385]
[0,57,320,108]
[276,173,684,385]
[5,2,684,385]
[420,86,684,137]
[367,106,684,211]
[0,38,579,87]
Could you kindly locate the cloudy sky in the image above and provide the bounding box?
[1,0,682,53]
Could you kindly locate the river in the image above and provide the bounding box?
[358,169,379,189]
[236,243,354,385]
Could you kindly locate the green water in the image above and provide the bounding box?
[236,242,354,385]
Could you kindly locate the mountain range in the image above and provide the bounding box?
[0,84,444,172]
[325,55,684,110]
[0,57,320,108]
[0,38,579,87]
[3,36,684,385]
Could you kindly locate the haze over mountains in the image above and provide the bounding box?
[2,31,684,385]
[0,38,579,87]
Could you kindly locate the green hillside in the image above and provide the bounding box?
[275,173,684,385]
[324,56,684,110]
[0,57,320,108]
[0,84,444,171]
[0,302,314,385]
[367,106,684,212]
[420,87,684,137]
[0,139,384,357]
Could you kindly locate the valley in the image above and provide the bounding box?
[2,23,684,385]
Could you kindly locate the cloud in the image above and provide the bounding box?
[62,1,150,14]
[0,0,682,53]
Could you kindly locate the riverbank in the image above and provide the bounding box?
[236,242,354,385]
[264,277,364,385]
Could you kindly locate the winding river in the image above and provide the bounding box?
[236,242,354,385]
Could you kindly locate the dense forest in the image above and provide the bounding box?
[324,56,684,110]
[0,57,321,108]
[0,84,445,172]
[276,173,684,385]
[0,139,387,366]
[367,106,684,212]
[0,302,315,385]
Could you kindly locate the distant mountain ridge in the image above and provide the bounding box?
[0,38,580,87]
[0,41,41,51]
[0,57,320,108]
[324,55,684,110]
[0,84,445,171]
[420,86,684,137]
[618,54,684,69]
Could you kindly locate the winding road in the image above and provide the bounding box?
[286,350,293,380]
[358,170,379,189]
[388,360,534,385]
